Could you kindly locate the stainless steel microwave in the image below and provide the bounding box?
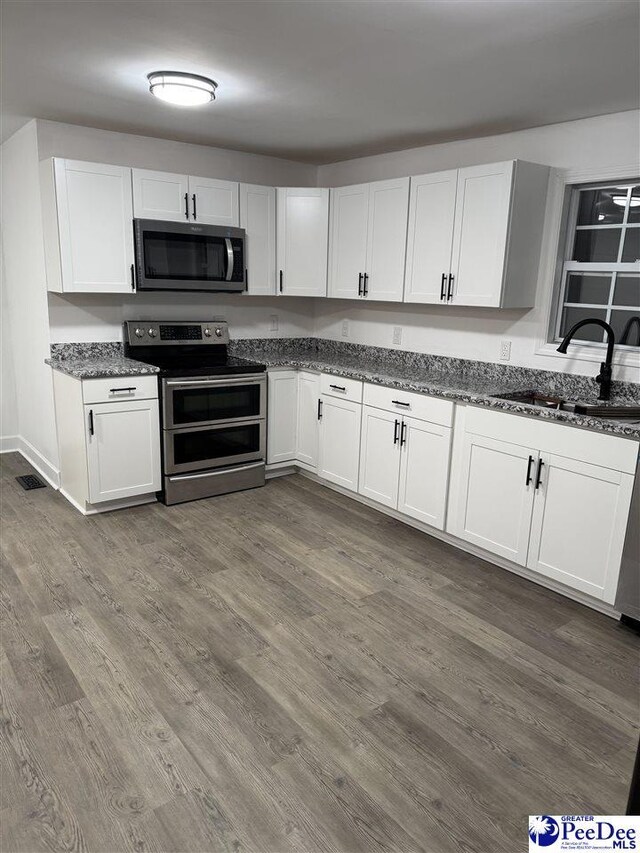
[133,219,246,292]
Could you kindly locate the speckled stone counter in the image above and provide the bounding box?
[230,338,640,441]
[46,342,159,379]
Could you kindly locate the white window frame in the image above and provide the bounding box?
[536,164,640,370]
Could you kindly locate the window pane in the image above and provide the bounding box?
[572,228,622,262]
[560,307,607,342]
[621,228,640,263]
[610,310,640,347]
[627,186,640,224]
[565,273,611,304]
[577,188,626,225]
[613,274,640,307]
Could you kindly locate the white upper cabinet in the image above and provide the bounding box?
[277,188,329,297]
[132,169,189,221]
[404,170,458,304]
[188,176,239,226]
[239,184,276,295]
[365,178,410,301]
[329,177,409,301]
[41,158,135,294]
[329,184,369,299]
[403,160,549,308]
[450,161,513,307]
[132,169,239,225]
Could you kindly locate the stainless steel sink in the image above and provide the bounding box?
[492,391,640,420]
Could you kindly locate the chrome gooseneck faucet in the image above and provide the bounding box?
[557,318,616,401]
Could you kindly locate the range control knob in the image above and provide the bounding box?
[147,328,157,338]
[203,327,212,337]
[134,327,144,338]
[214,327,223,338]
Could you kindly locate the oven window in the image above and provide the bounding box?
[143,231,227,281]
[172,384,262,424]
[173,424,261,466]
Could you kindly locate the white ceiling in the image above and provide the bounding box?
[2,0,639,164]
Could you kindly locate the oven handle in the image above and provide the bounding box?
[164,374,266,387]
[167,461,265,482]
[225,238,234,282]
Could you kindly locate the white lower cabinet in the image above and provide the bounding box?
[296,371,320,469]
[526,453,634,603]
[267,370,298,464]
[52,371,161,513]
[358,405,451,529]
[86,398,161,503]
[397,416,451,529]
[449,406,637,604]
[318,395,362,491]
[452,432,537,565]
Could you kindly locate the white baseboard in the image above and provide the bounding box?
[59,488,157,516]
[0,435,19,453]
[1,437,61,489]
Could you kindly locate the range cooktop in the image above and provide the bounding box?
[123,319,266,378]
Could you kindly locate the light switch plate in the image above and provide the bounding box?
[342,320,349,338]
[392,326,402,346]
[500,340,512,361]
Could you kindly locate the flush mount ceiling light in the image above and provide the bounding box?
[147,71,217,107]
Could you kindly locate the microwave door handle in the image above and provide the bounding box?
[225,238,234,281]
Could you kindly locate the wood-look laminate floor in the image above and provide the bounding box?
[1,451,638,853]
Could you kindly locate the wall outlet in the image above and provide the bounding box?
[392,326,403,346]
[341,319,349,338]
[499,340,512,361]
[270,314,279,332]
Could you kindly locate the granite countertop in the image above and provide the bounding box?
[45,339,640,440]
[234,349,640,441]
[46,355,160,379]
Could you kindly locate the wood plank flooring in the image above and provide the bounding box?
[1,450,638,853]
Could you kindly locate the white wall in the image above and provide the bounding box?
[39,120,317,345]
[47,293,315,343]
[0,242,19,449]
[315,111,640,382]
[0,121,59,481]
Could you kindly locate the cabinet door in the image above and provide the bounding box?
[318,396,362,492]
[398,416,451,530]
[239,184,276,295]
[267,370,298,464]
[450,161,514,306]
[527,454,634,603]
[132,168,189,221]
[86,399,161,504]
[365,177,410,302]
[453,432,536,565]
[328,184,369,299]
[189,176,239,226]
[358,406,401,508]
[277,188,329,297]
[404,171,457,304]
[296,371,320,469]
[54,159,135,294]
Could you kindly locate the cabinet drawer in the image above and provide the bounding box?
[82,375,158,404]
[363,383,453,427]
[320,373,363,403]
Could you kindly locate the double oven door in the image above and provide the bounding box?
[162,374,266,474]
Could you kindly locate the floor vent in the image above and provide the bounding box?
[16,474,47,491]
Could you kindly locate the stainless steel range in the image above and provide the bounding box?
[124,320,266,505]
